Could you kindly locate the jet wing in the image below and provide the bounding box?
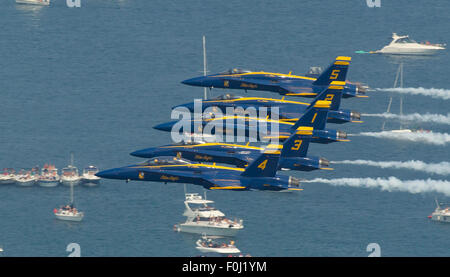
[203,177,247,190]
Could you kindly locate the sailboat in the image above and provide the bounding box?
[53,181,84,222]
[382,63,413,133]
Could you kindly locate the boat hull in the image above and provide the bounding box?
[378,47,443,55]
[16,0,50,6]
[15,180,36,187]
[55,213,84,222]
[178,224,242,236]
[61,179,81,186]
[0,178,16,185]
[38,180,60,187]
[431,214,450,223]
[81,178,100,187]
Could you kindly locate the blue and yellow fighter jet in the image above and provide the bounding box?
[154,84,349,143]
[133,103,333,172]
[181,56,368,99]
[96,147,302,191]
[173,83,362,125]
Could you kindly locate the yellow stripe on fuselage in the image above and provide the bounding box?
[203,97,309,105]
[210,186,246,190]
[130,163,245,172]
[213,71,316,80]
[162,142,262,150]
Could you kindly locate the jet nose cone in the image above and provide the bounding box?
[130,148,155,158]
[153,121,177,132]
[181,76,206,87]
[95,168,121,179]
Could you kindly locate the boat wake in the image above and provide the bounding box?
[332,160,450,176]
[362,112,450,125]
[303,177,450,196]
[355,131,450,146]
[376,87,450,100]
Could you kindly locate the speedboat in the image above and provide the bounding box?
[54,204,84,222]
[16,0,50,6]
[174,193,244,236]
[15,168,38,187]
[429,200,450,223]
[0,168,16,185]
[195,235,241,254]
[38,165,60,187]
[60,165,81,186]
[81,165,101,186]
[375,33,445,55]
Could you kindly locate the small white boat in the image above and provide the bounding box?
[54,178,84,222]
[175,192,244,236]
[60,166,81,186]
[16,0,50,6]
[81,165,101,186]
[0,168,16,185]
[375,33,445,55]
[195,235,241,254]
[54,205,84,222]
[429,200,450,223]
[15,168,38,187]
[38,165,60,187]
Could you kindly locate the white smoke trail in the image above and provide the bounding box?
[362,112,450,125]
[357,131,450,146]
[304,177,450,196]
[333,160,450,176]
[376,87,450,100]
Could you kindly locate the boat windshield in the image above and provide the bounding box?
[395,37,417,44]
[140,156,191,166]
[220,68,252,74]
[211,94,243,100]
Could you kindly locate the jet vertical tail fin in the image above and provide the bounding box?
[291,100,331,131]
[240,146,281,177]
[308,81,345,111]
[281,126,313,158]
[312,56,351,86]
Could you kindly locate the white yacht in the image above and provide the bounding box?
[375,33,445,55]
[60,165,82,186]
[174,192,244,236]
[15,168,38,187]
[16,0,50,6]
[81,165,101,186]
[429,200,450,223]
[0,168,16,185]
[38,165,60,187]
[195,235,241,254]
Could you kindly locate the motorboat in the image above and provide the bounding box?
[429,200,450,223]
[174,192,244,236]
[16,0,50,6]
[81,165,101,186]
[195,235,241,254]
[38,165,60,187]
[60,165,82,186]
[375,33,445,55]
[0,168,16,185]
[15,168,38,187]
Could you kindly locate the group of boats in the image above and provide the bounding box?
[175,192,247,255]
[0,165,101,187]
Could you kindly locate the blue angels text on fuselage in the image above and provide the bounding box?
[181,56,368,99]
[96,148,302,192]
[131,124,333,172]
